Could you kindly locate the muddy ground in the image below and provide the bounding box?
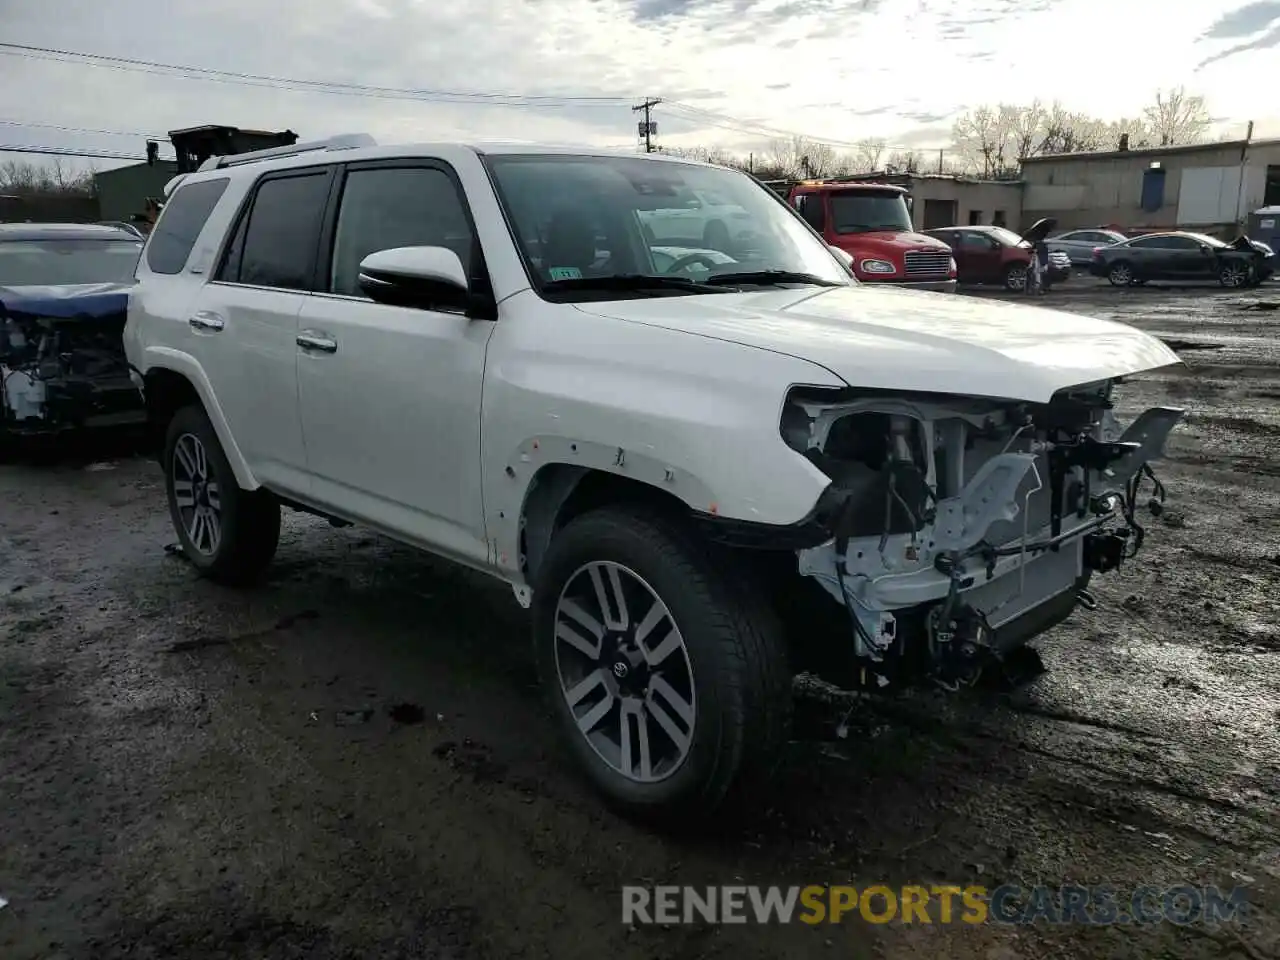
[1,279,1278,960]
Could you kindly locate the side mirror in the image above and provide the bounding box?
[1199,243,1211,253]
[357,246,471,311]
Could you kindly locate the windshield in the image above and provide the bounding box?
[484,154,850,298]
[828,190,913,234]
[987,227,1026,247]
[0,239,143,286]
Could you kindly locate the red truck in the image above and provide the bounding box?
[765,179,957,292]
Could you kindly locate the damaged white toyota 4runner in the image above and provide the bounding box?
[125,137,1183,820]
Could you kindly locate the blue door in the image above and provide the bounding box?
[1141,169,1166,212]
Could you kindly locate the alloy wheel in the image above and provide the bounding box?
[1221,263,1249,287]
[553,560,697,784]
[171,433,222,556]
[1006,266,1027,291]
[1109,264,1132,286]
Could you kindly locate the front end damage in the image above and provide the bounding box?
[778,383,1183,690]
[0,286,145,438]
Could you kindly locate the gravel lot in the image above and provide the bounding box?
[2,279,1278,960]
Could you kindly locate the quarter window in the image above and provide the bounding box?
[145,178,229,275]
[226,171,331,290]
[328,166,474,297]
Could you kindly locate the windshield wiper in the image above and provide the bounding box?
[704,270,843,287]
[542,274,730,294]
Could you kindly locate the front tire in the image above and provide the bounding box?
[1004,263,1028,291]
[163,405,280,586]
[1219,261,1251,288]
[532,505,790,823]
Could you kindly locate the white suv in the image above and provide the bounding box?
[125,135,1184,821]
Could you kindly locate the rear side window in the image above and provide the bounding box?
[225,171,330,290]
[145,178,229,275]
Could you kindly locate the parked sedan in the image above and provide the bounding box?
[1089,232,1272,288]
[1048,228,1127,265]
[925,225,1070,291]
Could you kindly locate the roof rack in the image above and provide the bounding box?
[196,133,377,172]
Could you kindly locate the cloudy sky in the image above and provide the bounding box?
[1,0,1279,173]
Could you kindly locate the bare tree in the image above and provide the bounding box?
[1143,87,1211,146]
[951,105,1017,178]
[1008,99,1047,161]
[853,137,886,173]
[884,149,924,174]
[0,158,94,196]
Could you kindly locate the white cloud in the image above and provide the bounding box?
[0,0,1277,176]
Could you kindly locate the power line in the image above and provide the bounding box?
[0,40,950,154]
[665,101,944,153]
[0,118,167,140]
[0,143,172,162]
[0,41,636,107]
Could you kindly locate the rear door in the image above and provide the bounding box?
[191,166,334,496]
[1122,236,1172,278]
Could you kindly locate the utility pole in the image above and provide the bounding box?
[633,98,661,153]
[1235,119,1254,227]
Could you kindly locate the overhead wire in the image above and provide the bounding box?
[0,39,946,155]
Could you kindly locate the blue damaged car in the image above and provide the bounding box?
[0,222,146,440]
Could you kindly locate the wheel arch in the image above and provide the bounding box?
[139,347,258,489]
[520,462,697,584]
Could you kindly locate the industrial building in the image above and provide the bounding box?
[1019,137,1280,235]
[92,160,179,222]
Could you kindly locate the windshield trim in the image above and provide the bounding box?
[480,152,853,304]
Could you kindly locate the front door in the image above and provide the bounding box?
[956,230,1002,282]
[296,160,494,568]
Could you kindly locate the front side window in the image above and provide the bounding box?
[328,166,473,297]
[0,238,142,286]
[146,177,228,275]
[828,190,912,234]
[230,172,330,290]
[958,232,995,252]
[484,154,849,299]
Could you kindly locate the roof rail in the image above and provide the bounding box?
[196,133,377,172]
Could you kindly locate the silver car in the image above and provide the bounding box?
[1048,228,1127,266]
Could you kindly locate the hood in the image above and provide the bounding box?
[573,285,1182,403]
[0,281,132,320]
[831,230,949,254]
[1020,218,1057,244]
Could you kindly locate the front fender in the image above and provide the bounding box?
[140,345,259,490]
[481,300,844,582]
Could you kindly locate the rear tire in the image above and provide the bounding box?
[532,505,790,823]
[163,404,280,586]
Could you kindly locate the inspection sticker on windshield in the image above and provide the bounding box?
[549,267,582,280]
